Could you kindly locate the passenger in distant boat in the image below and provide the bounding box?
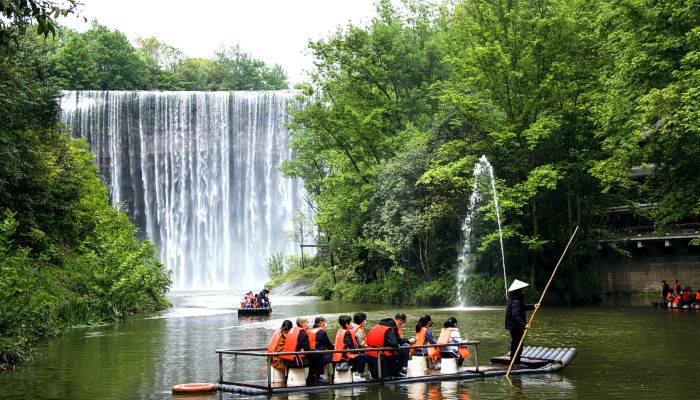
[351,312,368,348]
[366,317,415,379]
[505,279,539,368]
[673,279,681,294]
[242,291,254,308]
[662,280,670,301]
[437,317,471,367]
[281,317,310,373]
[307,316,334,384]
[413,315,437,358]
[681,287,692,307]
[267,320,293,369]
[695,290,700,304]
[666,291,674,306]
[671,292,681,307]
[394,313,414,375]
[333,315,367,381]
[258,289,270,308]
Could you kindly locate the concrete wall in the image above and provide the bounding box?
[595,241,700,294]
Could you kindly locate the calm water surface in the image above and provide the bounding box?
[1,291,698,399]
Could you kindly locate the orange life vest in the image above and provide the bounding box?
[437,328,470,359]
[267,328,284,353]
[673,295,680,304]
[307,327,323,349]
[332,328,359,362]
[682,291,691,302]
[351,324,364,336]
[415,327,427,346]
[413,326,439,358]
[696,292,700,301]
[366,325,397,357]
[280,327,304,360]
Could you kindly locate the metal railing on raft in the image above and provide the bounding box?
[215,341,480,390]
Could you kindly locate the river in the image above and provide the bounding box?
[1,291,697,399]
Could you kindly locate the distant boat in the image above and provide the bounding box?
[237,307,272,316]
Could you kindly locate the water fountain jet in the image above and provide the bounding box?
[456,155,507,306]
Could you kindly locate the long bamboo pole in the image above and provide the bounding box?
[505,225,579,378]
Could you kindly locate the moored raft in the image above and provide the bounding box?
[211,343,576,395]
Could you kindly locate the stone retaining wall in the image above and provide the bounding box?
[596,242,700,294]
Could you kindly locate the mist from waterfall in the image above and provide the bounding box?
[456,155,507,306]
[60,90,312,290]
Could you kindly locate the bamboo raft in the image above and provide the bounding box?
[208,342,577,395]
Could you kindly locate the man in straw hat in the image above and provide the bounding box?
[505,279,538,368]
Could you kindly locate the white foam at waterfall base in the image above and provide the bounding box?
[60,90,314,290]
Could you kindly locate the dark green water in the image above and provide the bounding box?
[1,291,698,399]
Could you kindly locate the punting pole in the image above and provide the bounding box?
[506,225,579,378]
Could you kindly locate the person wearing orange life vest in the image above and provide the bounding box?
[437,317,471,367]
[267,320,293,369]
[351,312,368,348]
[666,291,674,307]
[695,290,700,303]
[334,315,368,381]
[365,317,415,379]
[307,316,334,384]
[281,317,311,374]
[673,280,681,294]
[413,315,437,357]
[671,292,680,306]
[681,287,692,307]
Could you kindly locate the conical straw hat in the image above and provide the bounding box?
[508,279,529,292]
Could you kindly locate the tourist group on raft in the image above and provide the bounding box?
[265,279,538,386]
[241,289,271,309]
[661,279,700,308]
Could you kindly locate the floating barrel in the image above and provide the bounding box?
[559,348,577,366]
[549,348,564,360]
[550,348,567,361]
[541,348,557,360]
[531,347,548,359]
[522,346,532,357]
[532,346,544,357]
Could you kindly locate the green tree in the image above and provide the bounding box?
[0,0,80,45]
[175,58,223,90]
[437,0,609,288]
[283,0,450,287]
[51,22,148,89]
[135,36,186,90]
[214,44,288,90]
[590,0,700,234]
[1,30,171,369]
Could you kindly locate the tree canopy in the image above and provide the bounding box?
[281,0,700,305]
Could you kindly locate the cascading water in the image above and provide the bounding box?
[60,90,312,290]
[456,155,507,306]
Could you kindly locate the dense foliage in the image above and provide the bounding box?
[49,22,289,91]
[280,0,699,305]
[0,32,171,369]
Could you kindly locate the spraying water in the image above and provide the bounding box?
[456,155,508,306]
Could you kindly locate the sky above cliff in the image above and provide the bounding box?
[61,0,379,84]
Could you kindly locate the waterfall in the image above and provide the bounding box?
[456,155,507,306]
[60,90,311,290]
